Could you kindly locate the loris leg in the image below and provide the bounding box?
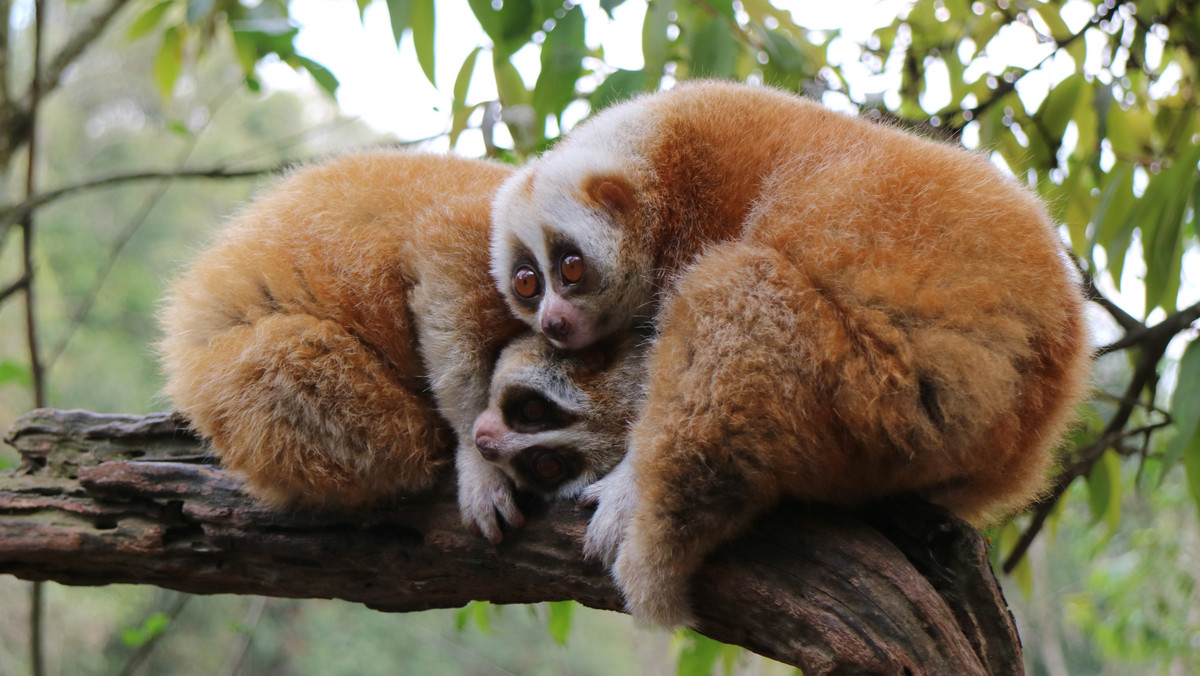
[410,277,525,543]
[613,241,939,627]
[581,452,639,566]
[613,244,827,627]
[169,312,448,508]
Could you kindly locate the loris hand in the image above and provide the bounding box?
[457,449,524,543]
[581,456,637,566]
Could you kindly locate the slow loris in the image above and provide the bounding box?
[489,81,1092,627]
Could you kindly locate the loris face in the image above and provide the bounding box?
[473,332,646,499]
[490,160,654,351]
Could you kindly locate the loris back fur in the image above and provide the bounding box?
[159,150,527,521]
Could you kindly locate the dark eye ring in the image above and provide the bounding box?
[519,397,550,425]
[560,254,584,285]
[513,265,541,299]
[532,451,567,482]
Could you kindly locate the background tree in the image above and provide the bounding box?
[1,0,1198,673]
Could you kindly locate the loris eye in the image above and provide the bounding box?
[519,397,550,424]
[532,451,567,483]
[560,254,584,285]
[513,265,542,299]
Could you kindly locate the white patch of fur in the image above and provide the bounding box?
[456,444,523,543]
[581,455,638,566]
[490,96,656,340]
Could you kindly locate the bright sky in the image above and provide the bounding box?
[276,0,915,151]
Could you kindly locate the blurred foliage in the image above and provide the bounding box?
[2,0,1200,674]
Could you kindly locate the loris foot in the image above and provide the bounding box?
[613,536,698,629]
[458,452,525,543]
[581,456,637,566]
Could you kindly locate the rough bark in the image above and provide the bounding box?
[1,408,1024,674]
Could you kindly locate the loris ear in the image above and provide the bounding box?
[583,174,636,217]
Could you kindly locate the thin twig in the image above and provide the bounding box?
[1096,300,1200,358]
[0,167,284,228]
[1072,254,1143,335]
[0,273,30,305]
[24,4,46,674]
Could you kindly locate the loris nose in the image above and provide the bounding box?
[474,432,501,462]
[542,316,570,343]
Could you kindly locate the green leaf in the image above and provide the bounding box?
[1164,339,1200,470]
[453,46,482,104]
[675,629,738,676]
[1086,449,1122,533]
[128,0,174,41]
[642,0,674,89]
[1039,72,1084,144]
[0,359,33,388]
[493,53,529,107]
[385,0,414,45]
[454,600,492,633]
[1185,423,1200,523]
[533,4,586,124]
[545,601,574,645]
[1106,104,1154,158]
[600,0,626,18]
[121,612,171,647]
[295,56,339,96]
[758,26,808,90]
[412,0,436,86]
[143,612,170,637]
[154,26,184,99]
[590,69,645,111]
[468,0,545,60]
[998,520,1033,597]
[450,47,484,147]
[230,28,259,75]
[687,13,738,79]
[1143,143,1200,313]
[1091,162,1134,249]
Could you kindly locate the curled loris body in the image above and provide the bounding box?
[159,150,643,537]
[490,81,1092,627]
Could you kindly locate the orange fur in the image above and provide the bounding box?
[494,81,1092,626]
[159,150,526,513]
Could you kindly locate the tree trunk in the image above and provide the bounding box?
[1,408,1023,674]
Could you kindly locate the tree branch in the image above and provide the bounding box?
[1,409,1024,675]
[0,167,282,232]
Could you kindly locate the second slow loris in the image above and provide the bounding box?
[490,81,1092,627]
[158,149,641,538]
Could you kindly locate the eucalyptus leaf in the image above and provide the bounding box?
[1164,340,1200,471]
[154,26,184,99]
[545,601,574,645]
[532,4,586,125]
[642,0,674,89]
[296,56,339,96]
[127,0,174,41]
[591,68,646,111]
[385,0,414,46]
[412,0,436,86]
